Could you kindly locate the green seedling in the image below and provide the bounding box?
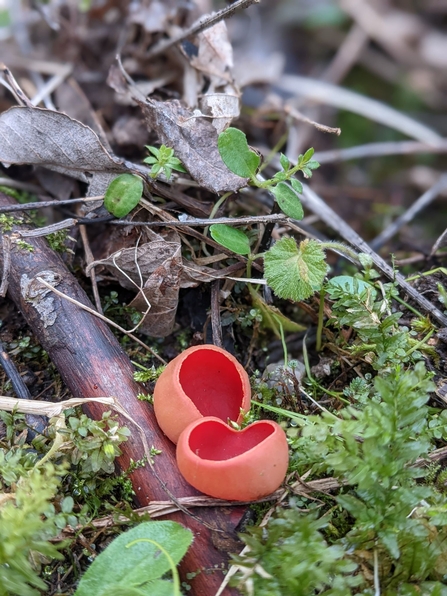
[218,127,318,219]
[104,173,144,218]
[144,144,187,180]
[209,128,331,303]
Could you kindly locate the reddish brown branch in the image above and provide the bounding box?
[0,192,243,595]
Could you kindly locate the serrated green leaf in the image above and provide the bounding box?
[272,182,304,220]
[74,521,193,596]
[104,174,143,218]
[290,178,303,194]
[209,224,251,255]
[264,238,327,301]
[217,127,260,178]
[279,153,290,171]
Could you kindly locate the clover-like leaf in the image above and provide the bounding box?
[104,174,143,218]
[264,238,327,301]
[272,182,304,220]
[217,127,260,178]
[210,224,251,255]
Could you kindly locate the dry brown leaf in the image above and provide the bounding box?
[88,229,228,337]
[0,106,127,196]
[199,91,240,134]
[192,21,234,89]
[134,96,247,193]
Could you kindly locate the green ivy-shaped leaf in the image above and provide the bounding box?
[264,238,327,301]
[210,224,251,255]
[272,182,304,220]
[104,174,143,218]
[217,127,260,178]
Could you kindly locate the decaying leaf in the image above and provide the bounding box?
[192,21,241,133]
[192,21,234,89]
[87,229,229,337]
[199,92,240,134]
[133,96,247,193]
[0,106,128,196]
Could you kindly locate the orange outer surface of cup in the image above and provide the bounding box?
[153,345,251,444]
[176,417,289,501]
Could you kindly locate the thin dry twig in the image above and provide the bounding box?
[79,224,103,314]
[146,0,260,58]
[314,140,447,163]
[0,196,104,214]
[279,74,442,145]
[370,174,447,250]
[300,184,447,327]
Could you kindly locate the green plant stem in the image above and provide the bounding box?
[405,328,434,357]
[319,241,361,264]
[393,294,423,318]
[126,538,180,596]
[273,315,288,366]
[316,290,325,352]
[259,132,289,173]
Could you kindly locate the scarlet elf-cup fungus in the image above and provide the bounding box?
[176,417,289,501]
[153,344,289,500]
[153,345,251,444]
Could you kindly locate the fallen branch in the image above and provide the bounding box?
[0,192,244,595]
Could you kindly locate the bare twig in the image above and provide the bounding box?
[146,0,260,58]
[19,219,78,238]
[0,196,104,214]
[370,174,447,251]
[279,75,442,144]
[0,234,11,297]
[300,184,447,327]
[79,225,103,314]
[284,105,341,135]
[109,213,288,228]
[314,140,447,164]
[211,280,223,348]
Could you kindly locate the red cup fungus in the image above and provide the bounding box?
[176,417,289,501]
[153,345,251,444]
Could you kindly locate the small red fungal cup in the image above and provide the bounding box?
[176,417,289,501]
[153,345,251,444]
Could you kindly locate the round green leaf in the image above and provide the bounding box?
[217,127,260,178]
[272,182,304,220]
[104,174,143,218]
[210,224,251,255]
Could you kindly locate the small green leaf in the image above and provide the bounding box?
[74,521,193,596]
[307,160,320,170]
[303,147,315,162]
[264,237,327,301]
[218,127,260,178]
[210,224,251,255]
[290,179,303,194]
[272,182,304,220]
[280,153,290,171]
[104,174,143,218]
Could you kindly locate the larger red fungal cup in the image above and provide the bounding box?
[176,417,289,501]
[153,345,251,444]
